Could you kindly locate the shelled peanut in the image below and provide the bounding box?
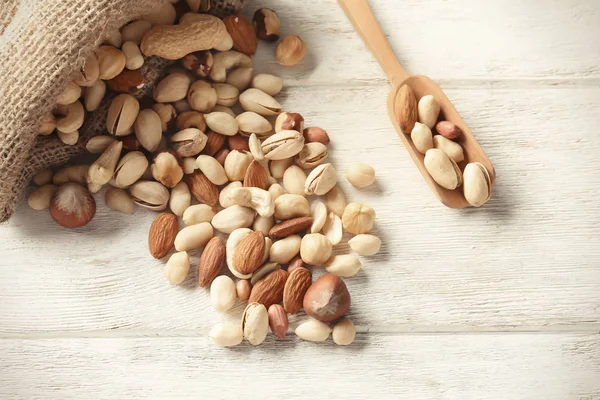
[28,3,367,347]
[399,86,492,207]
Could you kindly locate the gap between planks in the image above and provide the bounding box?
[2,325,599,340]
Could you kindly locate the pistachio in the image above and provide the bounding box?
[88,141,123,185]
[463,162,492,207]
[261,130,305,160]
[300,233,333,265]
[226,67,253,91]
[214,83,239,107]
[151,150,184,188]
[210,50,252,83]
[28,184,58,211]
[106,94,140,136]
[153,72,192,103]
[424,148,463,190]
[250,73,283,96]
[342,202,376,235]
[211,205,255,234]
[194,155,226,185]
[325,254,361,277]
[219,181,243,208]
[169,181,191,216]
[282,165,307,196]
[269,235,302,264]
[181,50,213,77]
[205,112,239,136]
[325,186,347,217]
[241,302,269,345]
[210,275,236,312]
[295,142,328,169]
[411,122,433,154]
[305,163,337,196]
[239,88,282,116]
[113,151,148,187]
[174,222,213,252]
[274,194,310,220]
[236,112,273,138]
[226,187,274,217]
[295,319,331,342]
[224,150,253,181]
[332,318,356,346]
[348,234,381,256]
[73,53,100,87]
[187,80,217,113]
[209,322,243,347]
[275,112,304,133]
[55,101,85,133]
[134,109,163,152]
[182,204,215,226]
[86,135,116,154]
[130,180,170,211]
[176,111,206,131]
[346,163,375,188]
[164,251,190,285]
[322,212,343,245]
[248,133,265,161]
[105,187,135,214]
[417,95,441,129]
[171,128,207,157]
[432,135,464,163]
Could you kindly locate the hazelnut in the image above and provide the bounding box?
[49,183,96,229]
[303,127,330,145]
[151,150,184,188]
[303,274,351,322]
[276,35,306,67]
[181,51,213,77]
[253,8,280,42]
[275,112,304,133]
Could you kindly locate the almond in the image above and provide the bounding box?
[202,130,227,156]
[395,84,418,134]
[148,212,179,259]
[233,231,265,275]
[198,237,226,287]
[268,304,289,339]
[248,269,289,308]
[106,69,145,94]
[283,266,312,314]
[186,170,219,205]
[287,256,306,274]
[223,15,257,56]
[243,160,269,190]
[269,216,313,240]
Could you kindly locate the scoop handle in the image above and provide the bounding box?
[338,0,410,88]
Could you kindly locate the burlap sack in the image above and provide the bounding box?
[0,0,246,222]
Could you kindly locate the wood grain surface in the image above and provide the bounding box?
[1,0,599,399]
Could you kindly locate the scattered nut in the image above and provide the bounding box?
[276,35,306,66]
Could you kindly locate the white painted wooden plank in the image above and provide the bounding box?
[1,86,599,333]
[0,333,598,400]
[247,0,600,84]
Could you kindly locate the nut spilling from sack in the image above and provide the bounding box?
[28,1,381,347]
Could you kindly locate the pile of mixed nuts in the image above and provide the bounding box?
[397,85,492,207]
[27,1,381,347]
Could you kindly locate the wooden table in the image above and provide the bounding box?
[1,1,599,398]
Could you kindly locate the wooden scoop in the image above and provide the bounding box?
[338,0,495,208]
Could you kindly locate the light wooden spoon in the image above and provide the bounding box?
[338,0,495,208]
